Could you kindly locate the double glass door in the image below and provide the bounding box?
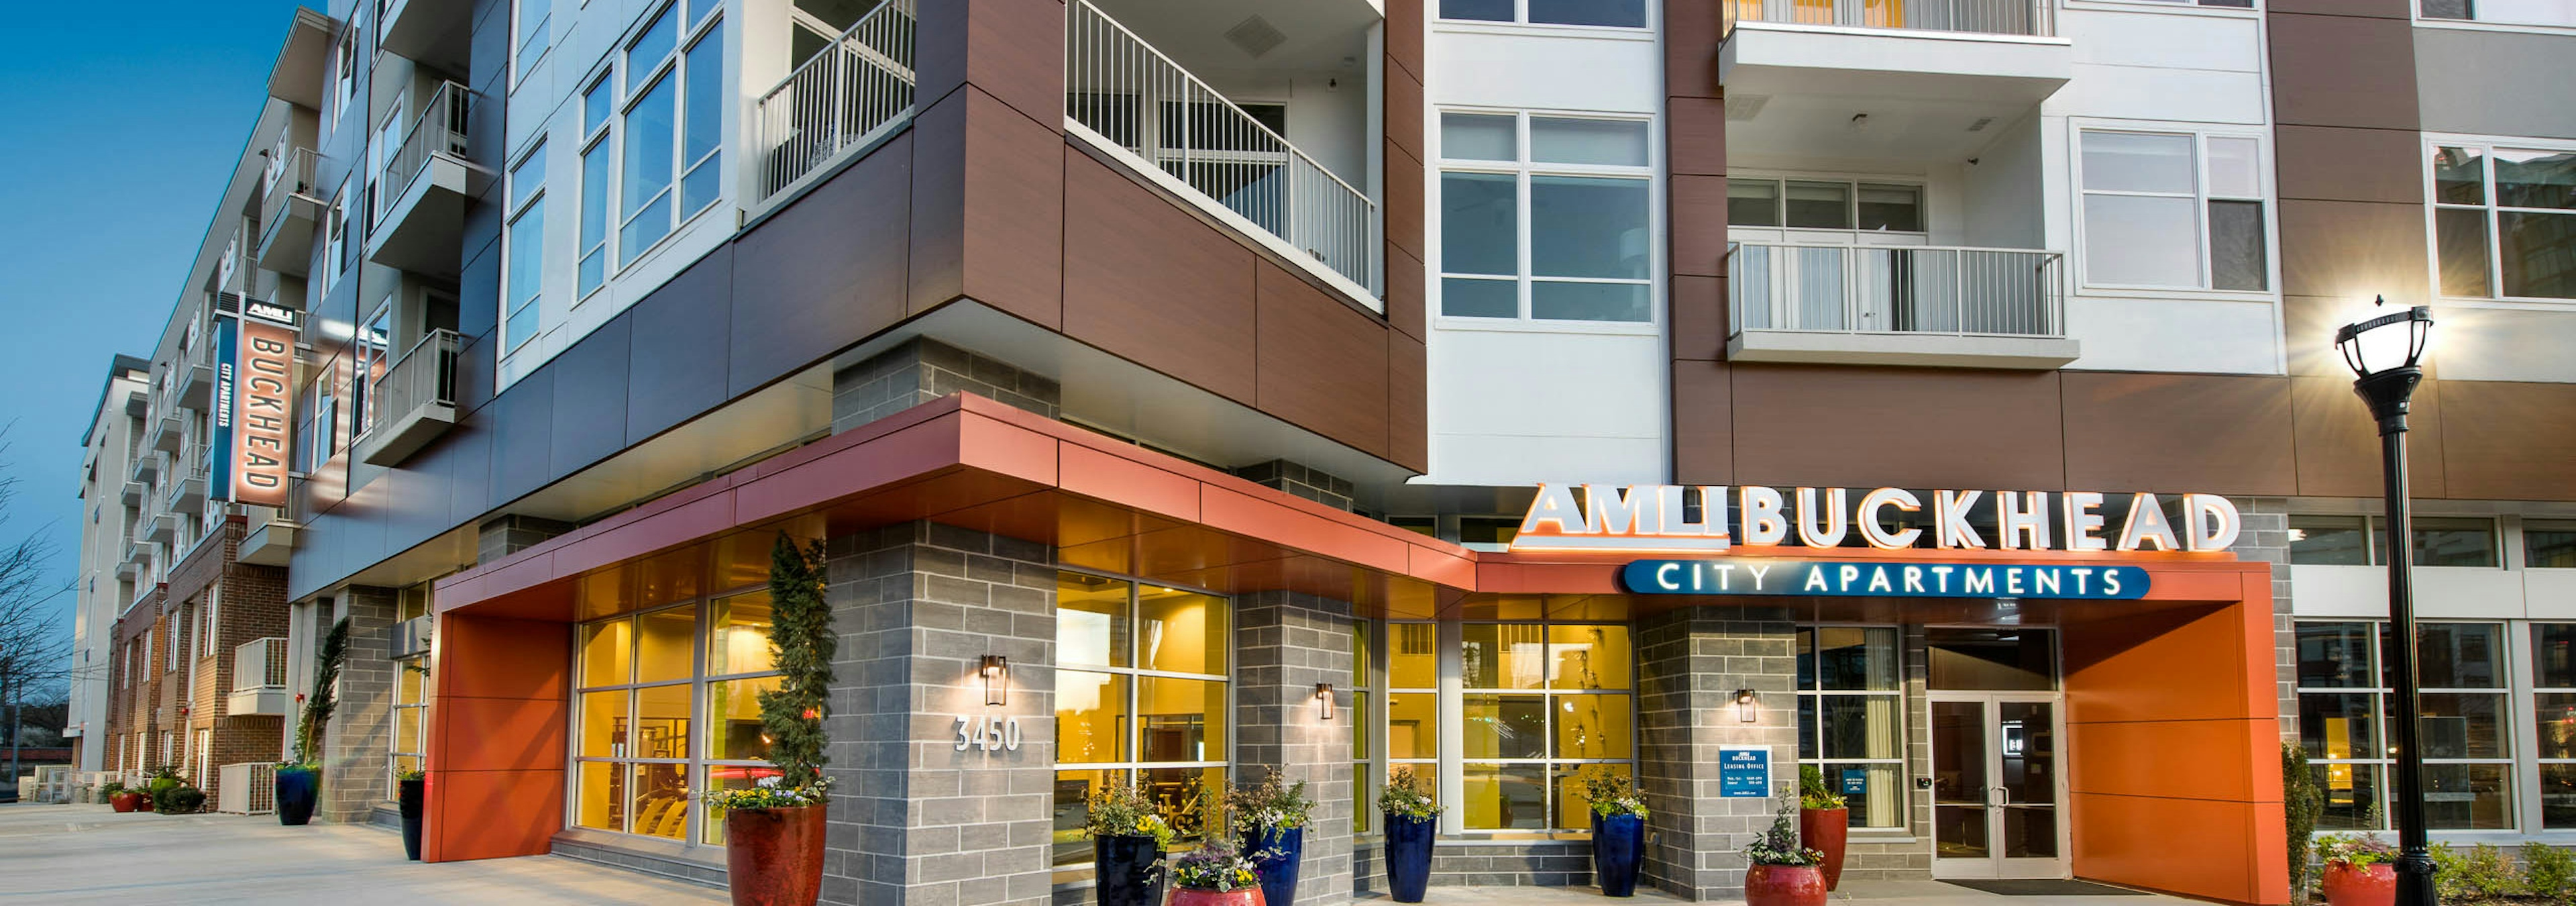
[1930,693,2065,878]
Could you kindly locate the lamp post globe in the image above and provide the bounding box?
[2332,297,2436,906]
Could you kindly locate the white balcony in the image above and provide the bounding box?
[176,362,214,411]
[119,480,146,507]
[1064,0,1382,306]
[366,81,471,277]
[376,0,470,73]
[1725,242,2076,368]
[754,0,917,203]
[240,505,299,568]
[142,510,182,545]
[258,147,323,277]
[1721,0,2070,169]
[146,413,182,453]
[127,452,160,485]
[163,465,207,515]
[226,638,292,717]
[115,546,146,582]
[354,330,462,467]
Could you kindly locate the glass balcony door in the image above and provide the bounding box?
[1930,693,2067,879]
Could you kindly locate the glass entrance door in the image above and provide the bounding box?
[1930,694,2066,878]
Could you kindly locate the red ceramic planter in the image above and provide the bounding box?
[1168,887,1266,906]
[109,791,147,813]
[2321,862,2396,906]
[1744,864,1828,906]
[1799,807,1848,891]
[723,805,827,906]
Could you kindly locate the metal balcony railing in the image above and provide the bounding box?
[755,0,916,201]
[1725,0,2055,37]
[232,638,289,694]
[1066,0,1380,297]
[261,147,321,234]
[375,81,470,229]
[1726,243,2065,338]
[361,330,462,440]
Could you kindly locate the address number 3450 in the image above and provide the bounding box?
[954,715,1023,753]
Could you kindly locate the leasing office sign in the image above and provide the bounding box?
[212,301,298,507]
[1508,484,2241,556]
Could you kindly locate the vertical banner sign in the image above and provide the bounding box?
[229,303,298,507]
[207,316,237,495]
[1718,746,1770,798]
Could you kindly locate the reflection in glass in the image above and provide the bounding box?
[631,762,690,840]
[2529,523,2576,569]
[1140,589,1228,675]
[1547,624,1631,690]
[2416,693,2508,759]
[2412,518,2499,567]
[2289,517,2371,566]
[1818,696,1900,760]
[1931,701,1988,860]
[1057,670,1129,764]
[581,690,628,758]
[1138,676,1226,762]
[2300,692,2381,761]
[2436,146,2486,205]
[707,676,782,761]
[637,607,697,683]
[2314,762,2382,830]
[2500,211,2576,299]
[2536,693,2576,760]
[706,592,774,676]
[635,684,692,760]
[1805,627,1898,691]
[1551,694,1633,760]
[581,619,631,687]
[1822,763,1900,829]
[2423,763,2512,830]
[1554,763,1631,829]
[2297,622,2376,688]
[2437,207,2493,298]
[1440,113,1516,161]
[1387,693,1437,760]
[1140,766,1225,840]
[1928,628,2057,691]
[1389,623,1438,689]
[1464,694,1547,759]
[2544,764,2576,830]
[1058,573,1131,668]
[2416,622,2502,689]
[1464,625,1545,690]
[2540,624,2576,688]
[1463,763,1548,830]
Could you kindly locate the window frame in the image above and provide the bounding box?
[1724,173,1931,238]
[567,583,783,847]
[2286,514,2503,568]
[502,141,549,354]
[2296,619,2523,833]
[1434,107,1662,330]
[610,1,727,274]
[1452,619,1639,836]
[512,0,553,85]
[2412,0,2576,32]
[578,72,616,302]
[1435,0,1654,30]
[1051,568,1235,886]
[2070,122,2277,297]
[2423,135,2576,307]
[1795,623,1909,831]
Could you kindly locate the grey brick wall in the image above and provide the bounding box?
[2228,497,2300,741]
[833,338,1062,434]
[1232,461,1358,513]
[476,514,573,566]
[321,586,398,822]
[1234,590,1358,906]
[1634,607,1802,901]
[824,521,1057,906]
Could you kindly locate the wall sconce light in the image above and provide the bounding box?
[1733,689,1758,723]
[1316,683,1336,720]
[981,655,1010,707]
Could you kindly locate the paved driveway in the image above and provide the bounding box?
[0,803,723,905]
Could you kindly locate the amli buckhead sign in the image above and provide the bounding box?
[212,301,298,508]
[1619,558,2150,600]
[1509,483,2241,555]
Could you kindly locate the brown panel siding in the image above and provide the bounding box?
[2267,12,2422,132]
[1390,334,1428,472]
[728,133,914,397]
[1258,262,1392,458]
[2291,374,2449,500]
[1061,150,1259,404]
[1729,364,2067,491]
[1672,361,1733,485]
[2274,125,2425,205]
[911,0,1067,130]
[959,87,1067,327]
[1670,275,1725,363]
[2059,372,2298,497]
[2277,199,2429,307]
[2438,381,2576,501]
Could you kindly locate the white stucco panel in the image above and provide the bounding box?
[1427,327,1666,485]
[2065,295,2282,375]
[1427,28,1658,113]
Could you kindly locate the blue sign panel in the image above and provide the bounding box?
[1841,770,1866,797]
[207,315,236,495]
[1620,558,2149,600]
[1718,746,1769,798]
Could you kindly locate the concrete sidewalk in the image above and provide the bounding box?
[0,803,723,904]
[1362,878,2190,906]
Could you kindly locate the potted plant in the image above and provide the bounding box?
[396,768,427,860]
[1226,767,1313,906]
[1377,767,1441,904]
[1083,779,1174,906]
[101,780,144,813]
[1167,840,1269,906]
[1742,806,1827,906]
[1578,768,1649,897]
[278,616,351,826]
[2317,834,2398,906]
[703,536,836,906]
[1796,765,1849,891]
[153,781,206,815]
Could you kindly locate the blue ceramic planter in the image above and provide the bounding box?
[1093,834,1165,906]
[1383,814,1435,903]
[1595,813,1644,897]
[275,768,318,827]
[1242,825,1303,906]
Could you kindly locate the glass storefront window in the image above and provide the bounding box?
[390,657,428,789]
[1053,571,1231,884]
[1353,620,1376,835]
[1927,627,2056,692]
[2530,521,2576,569]
[572,564,786,847]
[2296,619,2518,832]
[2538,623,2576,828]
[1798,627,1904,829]
[1459,622,1633,832]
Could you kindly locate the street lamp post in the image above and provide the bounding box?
[2333,298,2437,906]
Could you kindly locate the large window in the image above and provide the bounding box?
[1439,0,1646,28]
[1351,620,1377,834]
[1385,621,1436,813]
[515,0,552,81]
[1727,178,1924,234]
[1458,622,1633,832]
[616,2,725,266]
[2296,621,2514,831]
[504,144,547,352]
[2078,129,2268,291]
[2529,521,2576,568]
[1053,572,1231,882]
[2287,515,2500,568]
[2536,624,2576,827]
[1797,626,1904,829]
[2431,142,2576,300]
[578,76,614,299]
[572,588,782,845]
[1440,111,1655,323]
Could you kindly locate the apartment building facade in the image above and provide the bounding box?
[73,0,2576,902]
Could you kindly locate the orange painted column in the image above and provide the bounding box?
[423,611,572,862]
[2061,567,2288,905]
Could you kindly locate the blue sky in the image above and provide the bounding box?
[0,1,315,637]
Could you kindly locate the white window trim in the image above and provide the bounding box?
[2066,117,2279,301]
[2063,0,2263,17]
[1723,170,1934,242]
[2410,2,2576,35]
[2296,619,2532,836]
[608,2,727,279]
[1432,0,1656,32]
[2420,132,2576,311]
[1432,106,1664,333]
[1795,623,1909,832]
[502,140,549,355]
[1051,568,1236,879]
[576,69,617,305]
[511,0,553,89]
[566,589,784,847]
